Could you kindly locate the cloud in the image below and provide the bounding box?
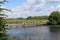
[47,0,60,2]
[0,0,4,2]
[56,4,60,11]
[4,0,60,18]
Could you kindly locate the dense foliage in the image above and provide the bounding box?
[0,17,8,40]
[0,0,9,40]
[48,11,60,25]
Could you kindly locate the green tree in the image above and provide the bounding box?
[48,11,60,25]
[26,16,48,20]
[0,0,10,40]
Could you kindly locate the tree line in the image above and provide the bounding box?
[17,16,48,20]
[17,11,60,25]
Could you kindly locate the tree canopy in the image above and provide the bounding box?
[48,11,60,25]
[0,0,9,40]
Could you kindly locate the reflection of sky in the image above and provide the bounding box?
[7,26,50,40]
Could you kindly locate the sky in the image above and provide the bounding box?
[1,0,60,18]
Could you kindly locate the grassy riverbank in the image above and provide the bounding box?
[6,19,48,24]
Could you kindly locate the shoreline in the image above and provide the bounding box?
[5,22,48,29]
[5,23,60,29]
[6,22,47,26]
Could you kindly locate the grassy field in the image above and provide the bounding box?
[6,19,48,24]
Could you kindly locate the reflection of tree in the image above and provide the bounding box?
[50,25,60,32]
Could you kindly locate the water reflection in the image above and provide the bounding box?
[7,25,60,40]
[7,26,50,40]
[50,25,60,40]
[50,25,60,32]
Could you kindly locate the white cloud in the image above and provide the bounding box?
[57,4,60,9]
[47,0,60,2]
[7,0,46,18]
[4,0,60,18]
[26,0,35,4]
[55,4,60,11]
[0,0,4,2]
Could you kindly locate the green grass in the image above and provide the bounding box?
[6,19,48,24]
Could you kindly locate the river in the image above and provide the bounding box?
[6,25,60,40]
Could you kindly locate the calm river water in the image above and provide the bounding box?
[7,25,60,40]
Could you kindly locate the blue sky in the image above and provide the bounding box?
[3,0,26,9]
[2,0,60,18]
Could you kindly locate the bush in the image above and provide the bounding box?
[48,11,60,25]
[0,16,8,40]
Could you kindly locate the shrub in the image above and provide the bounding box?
[48,11,60,25]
